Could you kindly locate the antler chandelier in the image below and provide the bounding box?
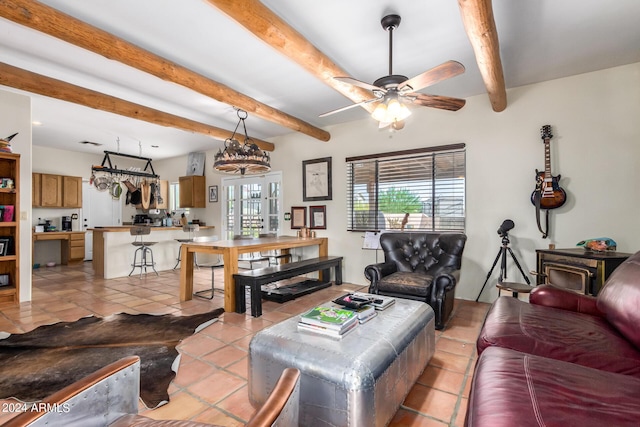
[214,109,271,175]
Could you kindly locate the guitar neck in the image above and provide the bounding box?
[543,138,552,180]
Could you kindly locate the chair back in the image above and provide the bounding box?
[246,368,301,427]
[380,232,467,274]
[130,226,151,236]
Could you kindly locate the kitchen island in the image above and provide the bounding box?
[91,226,216,279]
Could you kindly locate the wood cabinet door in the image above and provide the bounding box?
[62,176,82,208]
[40,174,62,207]
[179,176,206,208]
[192,176,206,207]
[32,173,42,207]
[179,176,194,207]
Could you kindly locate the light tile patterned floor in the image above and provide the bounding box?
[0,263,489,426]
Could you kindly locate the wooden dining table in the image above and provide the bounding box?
[179,235,329,312]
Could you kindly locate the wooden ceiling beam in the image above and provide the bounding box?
[0,0,328,142]
[458,0,507,112]
[0,62,275,151]
[206,0,378,114]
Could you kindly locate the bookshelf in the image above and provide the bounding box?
[0,152,19,304]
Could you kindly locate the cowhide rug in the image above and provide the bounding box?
[0,308,224,408]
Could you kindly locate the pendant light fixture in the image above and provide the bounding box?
[214,109,271,175]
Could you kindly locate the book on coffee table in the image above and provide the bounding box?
[299,306,358,332]
[297,318,358,339]
[345,304,377,324]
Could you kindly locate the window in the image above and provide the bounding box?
[346,144,465,232]
[168,181,189,216]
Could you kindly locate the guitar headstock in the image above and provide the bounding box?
[540,125,553,141]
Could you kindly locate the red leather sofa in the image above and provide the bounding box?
[465,251,640,426]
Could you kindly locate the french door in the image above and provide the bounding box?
[222,172,282,239]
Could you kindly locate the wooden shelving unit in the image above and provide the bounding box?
[0,153,20,304]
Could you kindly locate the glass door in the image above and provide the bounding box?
[222,172,282,239]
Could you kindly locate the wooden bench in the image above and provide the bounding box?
[234,256,343,317]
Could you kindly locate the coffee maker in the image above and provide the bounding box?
[62,216,72,231]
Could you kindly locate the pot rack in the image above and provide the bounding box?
[91,151,159,179]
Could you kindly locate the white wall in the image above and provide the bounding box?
[270,62,640,302]
[0,89,33,302]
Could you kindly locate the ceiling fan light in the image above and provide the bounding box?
[397,102,412,121]
[386,98,402,116]
[372,103,388,121]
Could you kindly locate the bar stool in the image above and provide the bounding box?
[128,226,158,277]
[192,235,224,300]
[173,224,200,269]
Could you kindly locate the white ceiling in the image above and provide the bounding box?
[1,0,639,160]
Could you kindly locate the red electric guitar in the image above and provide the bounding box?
[530,125,566,209]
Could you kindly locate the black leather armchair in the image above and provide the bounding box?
[364,232,467,330]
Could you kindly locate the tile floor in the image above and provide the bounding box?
[0,263,490,426]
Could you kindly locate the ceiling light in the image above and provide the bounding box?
[214,109,270,175]
[371,92,411,127]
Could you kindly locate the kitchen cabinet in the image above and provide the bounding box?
[33,173,82,208]
[0,153,20,304]
[179,175,206,208]
[62,176,82,208]
[37,173,62,207]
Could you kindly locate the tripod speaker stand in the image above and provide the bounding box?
[476,233,531,301]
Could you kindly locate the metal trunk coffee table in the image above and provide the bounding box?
[249,298,435,427]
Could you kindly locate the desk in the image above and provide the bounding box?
[32,231,85,265]
[179,236,328,312]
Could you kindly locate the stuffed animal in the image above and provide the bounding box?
[576,237,617,252]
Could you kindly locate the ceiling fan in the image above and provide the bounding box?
[320,14,466,129]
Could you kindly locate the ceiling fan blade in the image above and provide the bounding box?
[404,93,466,111]
[334,76,386,93]
[319,98,379,118]
[398,60,465,93]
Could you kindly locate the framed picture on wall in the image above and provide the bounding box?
[309,205,326,229]
[291,206,307,229]
[187,152,206,176]
[302,157,332,201]
[209,185,218,203]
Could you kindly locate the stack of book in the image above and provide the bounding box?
[347,304,377,324]
[298,306,358,339]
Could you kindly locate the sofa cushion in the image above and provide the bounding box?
[466,347,640,427]
[596,251,640,349]
[377,271,433,297]
[477,296,640,377]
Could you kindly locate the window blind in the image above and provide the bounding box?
[346,144,465,232]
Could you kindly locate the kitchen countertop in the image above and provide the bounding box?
[90,225,214,232]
